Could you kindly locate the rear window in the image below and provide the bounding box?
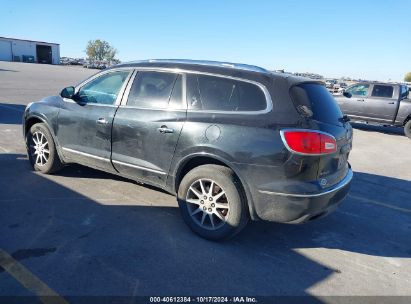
[290,83,343,125]
[371,85,394,98]
[186,74,267,111]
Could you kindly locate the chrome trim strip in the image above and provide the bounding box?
[61,147,111,162]
[258,169,353,198]
[280,128,338,156]
[112,160,166,175]
[348,115,392,123]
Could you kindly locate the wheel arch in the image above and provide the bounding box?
[173,153,258,220]
[403,114,411,126]
[24,114,65,162]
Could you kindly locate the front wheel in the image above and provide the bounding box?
[26,123,63,174]
[177,165,249,240]
[404,120,411,139]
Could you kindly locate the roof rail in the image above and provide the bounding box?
[126,59,268,73]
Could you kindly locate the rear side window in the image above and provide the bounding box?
[127,71,179,109]
[186,74,267,111]
[345,83,370,96]
[290,83,343,125]
[371,85,394,98]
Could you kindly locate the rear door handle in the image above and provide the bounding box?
[357,99,365,102]
[158,126,174,134]
[388,102,395,104]
[97,118,109,124]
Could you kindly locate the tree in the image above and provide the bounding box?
[86,39,117,62]
[404,72,411,82]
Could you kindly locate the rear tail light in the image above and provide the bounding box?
[280,129,337,155]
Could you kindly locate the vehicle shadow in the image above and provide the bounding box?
[0,154,410,298]
[0,68,18,72]
[0,103,25,124]
[350,122,405,136]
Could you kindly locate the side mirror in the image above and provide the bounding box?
[343,91,352,98]
[60,86,75,99]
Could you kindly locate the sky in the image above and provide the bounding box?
[0,0,410,81]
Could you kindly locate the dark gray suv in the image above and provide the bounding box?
[23,59,353,240]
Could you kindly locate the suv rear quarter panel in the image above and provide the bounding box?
[168,74,319,219]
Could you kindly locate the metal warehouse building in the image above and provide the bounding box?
[0,37,60,64]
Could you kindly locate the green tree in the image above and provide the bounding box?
[86,39,117,62]
[404,72,411,82]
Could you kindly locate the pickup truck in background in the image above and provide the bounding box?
[335,82,411,139]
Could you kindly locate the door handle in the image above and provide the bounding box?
[158,126,174,134]
[96,118,109,124]
[357,99,365,102]
[388,102,395,104]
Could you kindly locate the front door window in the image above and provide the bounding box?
[77,71,130,105]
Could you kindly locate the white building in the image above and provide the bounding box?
[0,37,60,64]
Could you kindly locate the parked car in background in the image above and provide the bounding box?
[60,57,85,66]
[23,59,353,240]
[335,82,411,138]
[83,60,108,69]
[325,79,337,89]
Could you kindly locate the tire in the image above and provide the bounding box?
[177,164,249,240]
[404,120,411,139]
[26,123,63,174]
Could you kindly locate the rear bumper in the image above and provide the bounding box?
[253,168,353,223]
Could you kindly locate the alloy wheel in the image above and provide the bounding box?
[30,131,50,167]
[185,178,230,230]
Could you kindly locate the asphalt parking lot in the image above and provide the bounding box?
[0,62,410,300]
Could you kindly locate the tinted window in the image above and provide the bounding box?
[371,85,394,98]
[290,83,343,125]
[78,71,130,105]
[400,85,408,99]
[127,71,178,108]
[345,83,370,96]
[186,74,266,111]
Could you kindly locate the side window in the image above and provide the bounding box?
[186,74,267,111]
[371,85,394,98]
[400,85,408,99]
[346,84,370,96]
[78,71,130,105]
[127,71,179,109]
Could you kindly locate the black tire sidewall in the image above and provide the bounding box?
[177,165,248,240]
[27,123,60,174]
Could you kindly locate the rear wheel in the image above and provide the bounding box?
[404,120,411,139]
[177,165,249,240]
[27,123,63,174]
